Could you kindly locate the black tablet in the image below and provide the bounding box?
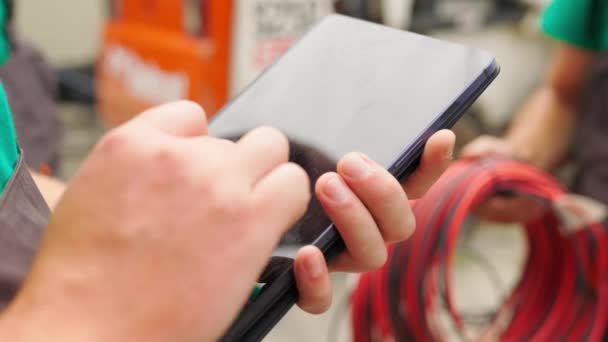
[209,14,499,341]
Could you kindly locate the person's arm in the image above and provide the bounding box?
[506,43,596,170]
[460,44,596,223]
[0,101,453,341]
[30,171,65,210]
[462,43,596,171]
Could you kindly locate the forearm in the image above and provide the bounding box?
[0,310,78,342]
[0,283,160,342]
[0,300,82,342]
[504,85,575,171]
[0,308,112,342]
[504,44,596,171]
[30,171,66,210]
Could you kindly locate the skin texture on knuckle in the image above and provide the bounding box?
[140,148,190,193]
[95,128,132,156]
[147,143,183,172]
[82,128,142,180]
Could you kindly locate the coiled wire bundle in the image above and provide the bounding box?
[351,160,608,341]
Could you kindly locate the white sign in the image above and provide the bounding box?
[104,45,189,103]
[229,0,334,96]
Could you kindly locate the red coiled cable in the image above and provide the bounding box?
[351,159,608,341]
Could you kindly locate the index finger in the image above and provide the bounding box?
[129,101,208,137]
[236,126,290,185]
[249,162,311,249]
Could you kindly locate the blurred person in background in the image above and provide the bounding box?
[0,0,63,175]
[0,1,456,339]
[461,0,608,222]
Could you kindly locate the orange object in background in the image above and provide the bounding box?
[97,0,233,127]
[97,0,334,128]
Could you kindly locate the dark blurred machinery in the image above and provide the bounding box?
[335,0,528,31]
[409,0,528,32]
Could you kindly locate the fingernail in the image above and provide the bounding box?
[322,175,349,203]
[341,153,372,180]
[305,253,325,279]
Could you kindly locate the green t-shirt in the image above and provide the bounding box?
[0,82,18,194]
[0,1,15,195]
[0,1,8,65]
[541,0,608,52]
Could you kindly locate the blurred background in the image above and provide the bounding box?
[10,0,555,340]
[11,0,554,177]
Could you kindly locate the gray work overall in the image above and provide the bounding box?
[0,152,48,309]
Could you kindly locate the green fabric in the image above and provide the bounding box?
[0,0,15,195]
[0,82,18,194]
[0,1,8,65]
[540,0,608,52]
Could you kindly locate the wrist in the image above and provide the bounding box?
[0,272,170,342]
[0,268,211,342]
[0,293,107,342]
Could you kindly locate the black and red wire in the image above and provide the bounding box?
[352,159,608,341]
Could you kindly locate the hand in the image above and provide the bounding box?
[459,135,545,223]
[294,129,456,313]
[460,135,523,161]
[0,101,311,342]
